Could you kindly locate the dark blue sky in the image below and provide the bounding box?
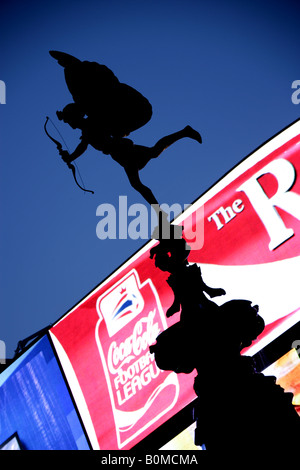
[1,0,300,358]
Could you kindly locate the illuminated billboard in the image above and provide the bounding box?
[0,336,90,450]
[50,119,300,449]
[50,267,192,450]
[181,119,300,355]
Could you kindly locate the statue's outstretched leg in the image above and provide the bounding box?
[125,167,159,206]
[150,125,202,158]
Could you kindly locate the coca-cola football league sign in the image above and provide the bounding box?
[50,119,300,449]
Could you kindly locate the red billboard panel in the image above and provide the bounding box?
[50,264,193,450]
[50,119,300,449]
[180,120,300,355]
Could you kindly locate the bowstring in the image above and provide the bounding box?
[47,116,87,193]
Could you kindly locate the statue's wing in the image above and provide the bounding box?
[49,50,81,67]
[49,51,152,135]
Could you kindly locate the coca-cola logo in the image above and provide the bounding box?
[108,309,160,375]
[95,269,180,448]
[107,310,162,407]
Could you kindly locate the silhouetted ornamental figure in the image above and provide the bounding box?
[149,239,300,450]
[56,103,202,208]
[151,237,225,320]
[149,238,226,373]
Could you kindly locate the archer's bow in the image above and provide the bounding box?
[44,116,94,194]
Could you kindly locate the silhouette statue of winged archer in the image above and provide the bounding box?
[49,51,202,209]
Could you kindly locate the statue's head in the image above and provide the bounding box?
[56,103,85,129]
